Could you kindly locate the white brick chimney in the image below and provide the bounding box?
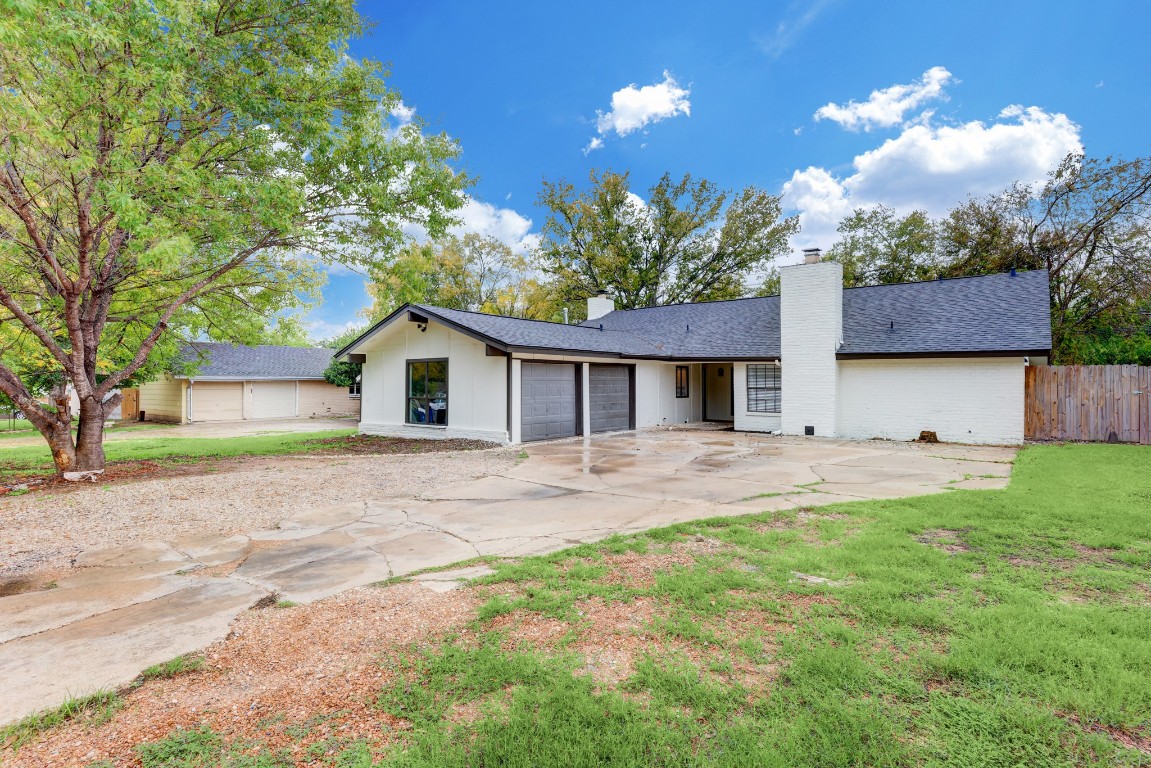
[780,255,842,437]
[587,290,615,321]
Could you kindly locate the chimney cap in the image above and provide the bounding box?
[595,288,609,297]
[802,247,822,265]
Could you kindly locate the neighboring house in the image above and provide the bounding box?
[140,343,360,423]
[335,258,1052,445]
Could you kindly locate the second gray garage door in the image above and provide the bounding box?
[521,362,577,441]
[590,364,632,433]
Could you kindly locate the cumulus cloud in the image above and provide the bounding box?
[784,105,1082,249]
[584,71,690,152]
[814,66,954,131]
[403,195,539,254]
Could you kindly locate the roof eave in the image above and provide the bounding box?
[836,348,1051,360]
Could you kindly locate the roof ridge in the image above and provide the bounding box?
[843,268,1047,293]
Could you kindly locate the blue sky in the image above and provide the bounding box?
[307,0,1150,339]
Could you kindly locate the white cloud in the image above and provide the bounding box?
[755,0,836,59]
[584,71,690,152]
[306,318,363,344]
[783,105,1082,250]
[814,66,954,132]
[403,195,539,254]
[583,136,605,155]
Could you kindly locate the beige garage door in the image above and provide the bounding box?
[190,381,244,422]
[252,380,297,419]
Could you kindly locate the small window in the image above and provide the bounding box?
[675,366,689,398]
[747,364,781,413]
[349,375,361,399]
[406,359,448,425]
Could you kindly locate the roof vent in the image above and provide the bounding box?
[802,248,822,265]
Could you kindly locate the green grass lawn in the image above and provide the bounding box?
[11,444,1151,766]
[0,429,356,481]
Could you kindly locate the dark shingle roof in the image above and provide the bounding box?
[584,296,782,358]
[838,270,1052,355]
[178,342,334,380]
[345,270,1051,360]
[412,305,665,356]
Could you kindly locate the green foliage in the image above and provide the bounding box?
[139,654,204,682]
[0,0,467,471]
[1,691,122,751]
[825,205,938,286]
[1064,331,1151,365]
[322,324,368,388]
[136,725,290,768]
[830,153,1151,363]
[537,169,799,312]
[365,234,560,322]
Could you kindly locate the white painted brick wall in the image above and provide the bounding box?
[837,357,1026,444]
[733,362,782,433]
[780,261,842,437]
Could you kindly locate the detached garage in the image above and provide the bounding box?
[140,342,361,423]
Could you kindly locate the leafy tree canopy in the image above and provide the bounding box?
[0,0,468,475]
[536,170,798,313]
[366,234,560,321]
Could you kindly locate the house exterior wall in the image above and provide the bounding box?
[140,376,187,423]
[780,260,842,437]
[359,321,508,442]
[733,362,783,433]
[836,357,1026,444]
[298,380,361,418]
[631,361,702,429]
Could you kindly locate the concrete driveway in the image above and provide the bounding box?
[0,429,1015,724]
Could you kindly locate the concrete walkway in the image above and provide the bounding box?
[0,430,1016,724]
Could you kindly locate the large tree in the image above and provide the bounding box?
[366,234,559,321]
[935,154,1151,360]
[825,205,938,287]
[536,170,798,312]
[0,0,466,476]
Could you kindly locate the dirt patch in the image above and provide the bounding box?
[1061,712,1151,755]
[596,550,698,589]
[300,435,496,455]
[916,529,972,555]
[4,584,480,768]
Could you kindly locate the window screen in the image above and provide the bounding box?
[675,366,689,398]
[746,364,781,413]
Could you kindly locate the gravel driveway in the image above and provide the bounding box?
[0,449,518,578]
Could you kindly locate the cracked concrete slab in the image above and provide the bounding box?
[0,578,266,725]
[1,429,1016,725]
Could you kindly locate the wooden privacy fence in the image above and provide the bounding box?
[1025,365,1151,444]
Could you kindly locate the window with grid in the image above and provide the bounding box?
[746,364,781,413]
[675,366,689,398]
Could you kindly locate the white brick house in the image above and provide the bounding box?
[336,260,1051,445]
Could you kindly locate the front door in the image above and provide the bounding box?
[702,364,734,421]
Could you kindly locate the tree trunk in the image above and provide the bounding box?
[46,396,108,479]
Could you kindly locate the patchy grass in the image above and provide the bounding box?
[138,654,204,682]
[9,444,1151,766]
[375,443,1151,766]
[0,430,497,487]
[0,691,122,751]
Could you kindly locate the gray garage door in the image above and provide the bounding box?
[521,362,577,441]
[590,364,631,433]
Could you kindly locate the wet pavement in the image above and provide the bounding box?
[0,429,1015,724]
